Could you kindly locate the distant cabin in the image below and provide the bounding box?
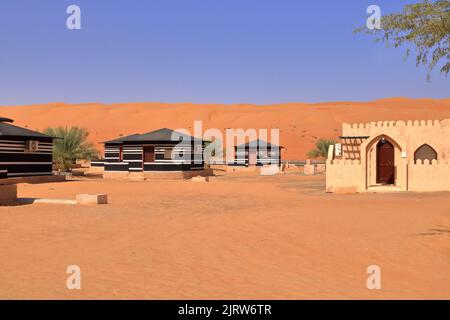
[0,117,54,179]
[229,139,283,167]
[94,128,206,173]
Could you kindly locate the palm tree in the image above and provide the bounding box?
[44,127,99,171]
[307,139,337,159]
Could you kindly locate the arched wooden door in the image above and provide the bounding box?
[376,139,395,184]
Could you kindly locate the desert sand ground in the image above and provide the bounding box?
[2,97,450,159]
[0,173,449,299]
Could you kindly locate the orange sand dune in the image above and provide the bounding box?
[1,97,450,159]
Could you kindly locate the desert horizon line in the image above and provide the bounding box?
[1,96,450,108]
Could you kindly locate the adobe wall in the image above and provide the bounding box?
[408,160,450,192]
[326,159,364,193]
[328,119,450,193]
[343,119,450,162]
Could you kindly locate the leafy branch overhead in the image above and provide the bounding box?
[355,0,450,78]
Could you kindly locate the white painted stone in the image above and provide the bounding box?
[76,194,108,205]
[260,165,280,176]
[191,176,209,182]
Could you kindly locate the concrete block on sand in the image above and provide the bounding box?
[303,164,315,175]
[191,176,209,182]
[76,194,108,205]
[260,165,281,176]
[0,185,17,205]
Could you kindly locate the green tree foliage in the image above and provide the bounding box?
[307,139,337,159]
[356,0,450,78]
[44,127,99,171]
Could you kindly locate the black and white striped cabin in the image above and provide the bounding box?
[229,139,282,167]
[96,128,206,172]
[0,117,54,178]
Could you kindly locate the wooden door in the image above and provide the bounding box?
[119,146,123,162]
[376,140,394,184]
[143,146,155,164]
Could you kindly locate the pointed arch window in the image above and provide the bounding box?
[414,144,437,163]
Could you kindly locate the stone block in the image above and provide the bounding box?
[191,176,209,182]
[260,165,280,176]
[76,194,108,205]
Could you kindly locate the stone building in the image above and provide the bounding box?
[326,119,450,192]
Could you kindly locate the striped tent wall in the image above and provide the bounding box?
[230,147,281,166]
[124,144,142,172]
[0,138,53,177]
[103,142,205,172]
[144,143,204,171]
[104,143,128,171]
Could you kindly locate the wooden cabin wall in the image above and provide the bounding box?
[0,137,53,178]
[104,143,128,171]
[231,147,281,166]
[124,144,143,172]
[103,142,205,172]
[142,143,204,171]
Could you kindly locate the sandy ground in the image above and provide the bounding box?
[2,97,450,159]
[0,174,449,299]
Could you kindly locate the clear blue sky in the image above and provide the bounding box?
[0,0,448,105]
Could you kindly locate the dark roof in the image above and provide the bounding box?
[0,117,14,123]
[104,128,202,144]
[0,118,52,139]
[236,139,282,149]
[103,133,142,144]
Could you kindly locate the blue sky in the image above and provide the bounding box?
[0,0,448,105]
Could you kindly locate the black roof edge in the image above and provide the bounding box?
[0,117,14,123]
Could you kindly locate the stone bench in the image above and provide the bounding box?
[76,194,108,205]
[191,176,209,182]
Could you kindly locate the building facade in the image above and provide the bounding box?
[228,140,282,167]
[0,117,54,178]
[326,119,450,192]
[93,128,206,177]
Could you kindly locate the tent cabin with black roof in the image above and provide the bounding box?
[94,128,206,174]
[0,117,54,179]
[229,139,283,167]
